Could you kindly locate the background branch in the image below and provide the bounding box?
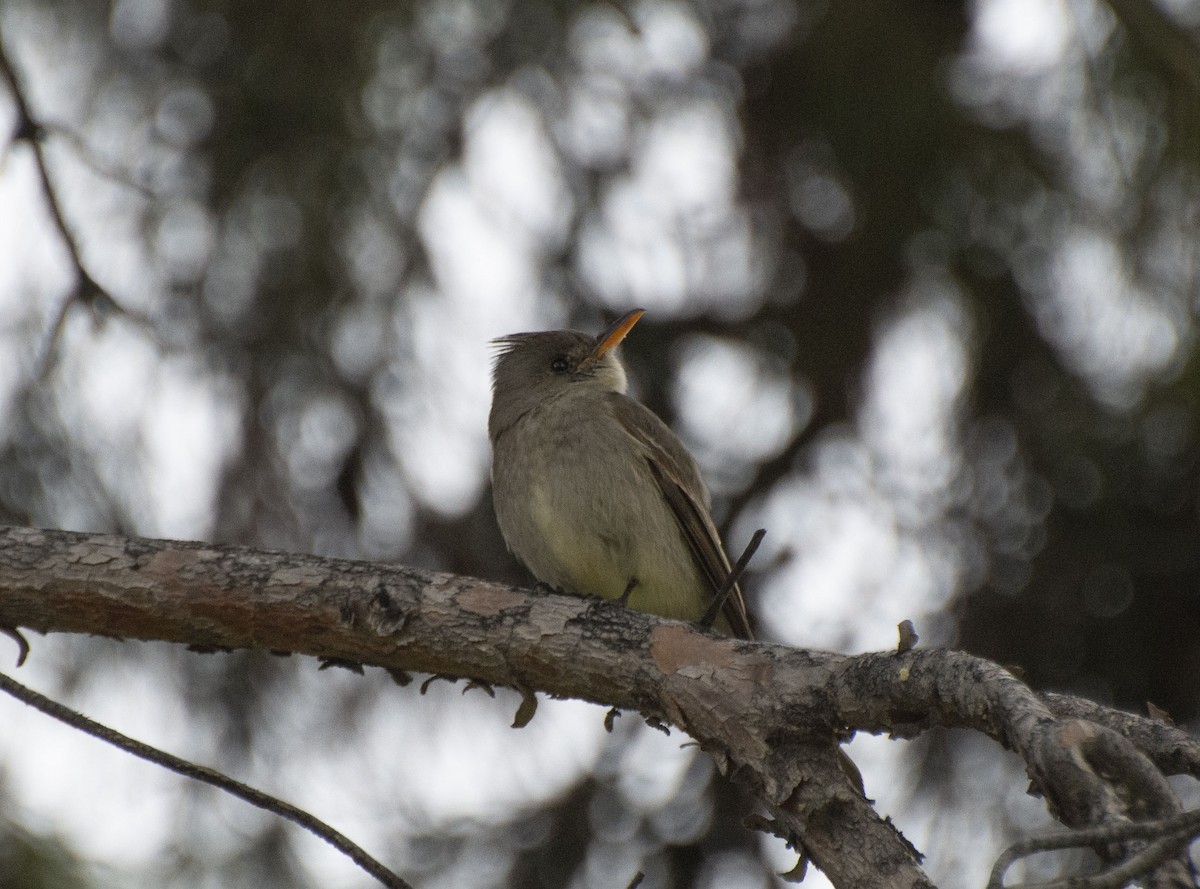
[0,669,413,889]
[0,27,149,374]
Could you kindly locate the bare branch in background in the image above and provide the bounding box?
[0,28,153,376]
[0,669,415,889]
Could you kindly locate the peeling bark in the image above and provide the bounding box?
[0,525,1196,889]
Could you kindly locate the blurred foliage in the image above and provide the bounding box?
[0,816,94,889]
[1,0,1199,885]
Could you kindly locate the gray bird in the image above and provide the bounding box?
[488,309,752,638]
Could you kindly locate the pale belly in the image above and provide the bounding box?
[493,417,710,622]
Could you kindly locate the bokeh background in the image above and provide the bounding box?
[1,0,1199,886]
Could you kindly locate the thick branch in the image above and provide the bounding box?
[0,525,930,888]
[0,525,1196,889]
[1043,691,1200,780]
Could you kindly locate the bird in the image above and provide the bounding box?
[487,308,752,639]
[489,312,865,793]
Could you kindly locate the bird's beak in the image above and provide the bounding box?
[579,309,645,369]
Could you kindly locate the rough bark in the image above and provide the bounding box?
[0,525,1196,889]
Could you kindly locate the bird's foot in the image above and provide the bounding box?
[617,577,638,606]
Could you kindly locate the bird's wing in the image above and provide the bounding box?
[607,393,754,640]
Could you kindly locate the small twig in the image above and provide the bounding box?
[988,807,1200,889]
[0,670,413,889]
[511,684,538,728]
[0,31,145,376]
[0,39,107,285]
[39,121,157,198]
[0,625,30,666]
[700,528,765,628]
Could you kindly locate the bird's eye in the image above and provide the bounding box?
[550,356,570,374]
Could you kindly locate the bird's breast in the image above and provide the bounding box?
[494,408,633,599]
[492,399,708,618]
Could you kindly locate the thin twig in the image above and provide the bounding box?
[0,37,109,289]
[988,807,1200,889]
[39,121,157,198]
[0,29,141,375]
[0,625,29,666]
[701,528,765,628]
[0,670,414,889]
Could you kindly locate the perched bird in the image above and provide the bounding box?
[489,311,864,792]
[488,309,752,638]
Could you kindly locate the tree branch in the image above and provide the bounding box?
[0,668,414,889]
[0,28,152,375]
[989,807,1200,889]
[1043,691,1200,780]
[0,525,1196,889]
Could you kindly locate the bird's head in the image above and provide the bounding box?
[488,309,645,442]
